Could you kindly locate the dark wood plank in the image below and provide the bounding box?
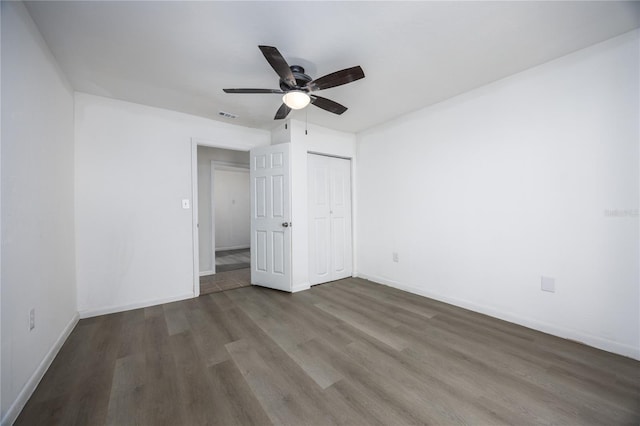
[206,359,273,426]
[226,339,315,425]
[169,330,220,425]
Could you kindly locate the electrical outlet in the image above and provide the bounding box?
[29,308,35,331]
[392,252,399,262]
[541,276,555,293]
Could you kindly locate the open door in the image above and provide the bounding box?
[250,144,292,291]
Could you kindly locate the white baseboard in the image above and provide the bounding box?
[78,293,194,319]
[291,282,311,293]
[357,273,640,361]
[199,270,214,277]
[1,312,80,426]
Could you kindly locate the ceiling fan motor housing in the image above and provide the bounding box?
[279,65,312,91]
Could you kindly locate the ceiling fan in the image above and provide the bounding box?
[223,46,365,120]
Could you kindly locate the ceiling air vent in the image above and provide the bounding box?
[218,111,238,119]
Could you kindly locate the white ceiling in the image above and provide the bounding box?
[25,1,640,134]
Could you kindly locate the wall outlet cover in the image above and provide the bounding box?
[541,276,556,293]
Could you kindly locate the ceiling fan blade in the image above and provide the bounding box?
[223,88,284,94]
[274,103,291,120]
[307,66,365,91]
[258,46,296,87]
[310,95,348,115]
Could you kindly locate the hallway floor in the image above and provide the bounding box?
[215,248,250,272]
[200,267,250,295]
[200,248,251,295]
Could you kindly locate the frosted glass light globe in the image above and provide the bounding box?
[282,91,311,110]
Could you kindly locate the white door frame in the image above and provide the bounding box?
[209,160,250,275]
[190,138,254,297]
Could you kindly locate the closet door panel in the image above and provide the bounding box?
[308,154,352,285]
[330,157,352,280]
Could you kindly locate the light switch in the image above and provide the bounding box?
[182,199,190,209]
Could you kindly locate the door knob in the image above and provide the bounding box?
[282,222,289,227]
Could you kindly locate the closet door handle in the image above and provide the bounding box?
[282,222,289,228]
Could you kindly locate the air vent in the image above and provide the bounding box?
[218,111,238,119]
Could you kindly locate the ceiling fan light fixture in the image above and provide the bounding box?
[223,46,363,120]
[282,91,310,110]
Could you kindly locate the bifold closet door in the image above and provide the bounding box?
[308,153,352,285]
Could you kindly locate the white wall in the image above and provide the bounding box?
[214,169,250,251]
[1,2,78,424]
[197,146,249,273]
[356,30,639,359]
[272,120,357,292]
[75,93,269,317]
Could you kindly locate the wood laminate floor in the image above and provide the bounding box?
[216,248,250,272]
[16,278,640,425]
[200,268,251,295]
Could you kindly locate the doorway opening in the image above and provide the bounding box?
[192,141,252,296]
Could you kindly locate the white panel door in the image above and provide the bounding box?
[309,159,331,283]
[308,154,352,285]
[250,144,291,291]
